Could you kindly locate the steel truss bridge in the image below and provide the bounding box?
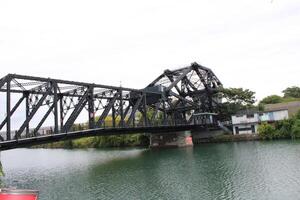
[0,62,222,150]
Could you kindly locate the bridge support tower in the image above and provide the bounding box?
[150,131,193,148]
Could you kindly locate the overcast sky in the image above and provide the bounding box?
[0,0,299,101]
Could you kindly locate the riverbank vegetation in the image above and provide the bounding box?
[218,87,256,121]
[35,134,150,149]
[258,110,300,140]
[258,86,300,109]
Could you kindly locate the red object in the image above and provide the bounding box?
[0,189,38,200]
[185,136,193,145]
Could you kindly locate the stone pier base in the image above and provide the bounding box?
[150,131,193,148]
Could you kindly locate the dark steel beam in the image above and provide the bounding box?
[0,95,25,131]
[165,74,183,96]
[15,85,53,139]
[169,91,199,107]
[88,86,95,129]
[7,74,140,92]
[119,89,124,127]
[142,93,148,126]
[25,94,30,137]
[53,82,59,134]
[96,93,119,127]
[0,76,7,89]
[33,103,56,136]
[146,74,165,87]
[126,95,143,126]
[63,90,89,132]
[165,67,192,91]
[6,78,11,140]
[59,96,64,132]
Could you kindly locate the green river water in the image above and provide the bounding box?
[1,140,300,200]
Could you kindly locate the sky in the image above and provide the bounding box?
[0,0,299,102]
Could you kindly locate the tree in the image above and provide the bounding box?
[219,87,256,105]
[260,95,283,105]
[217,87,256,120]
[274,118,294,138]
[258,123,277,140]
[283,86,300,98]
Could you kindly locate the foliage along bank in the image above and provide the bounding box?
[35,116,150,149]
[37,134,150,149]
[258,110,300,140]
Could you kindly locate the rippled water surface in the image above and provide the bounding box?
[2,140,300,200]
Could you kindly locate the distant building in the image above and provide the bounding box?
[264,101,300,117]
[232,109,289,135]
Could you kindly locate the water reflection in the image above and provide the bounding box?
[2,141,300,200]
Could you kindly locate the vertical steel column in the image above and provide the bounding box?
[59,96,64,132]
[112,106,116,128]
[163,102,167,125]
[143,93,148,126]
[132,109,135,127]
[53,82,59,134]
[6,78,11,140]
[119,89,124,128]
[25,93,30,137]
[88,86,95,129]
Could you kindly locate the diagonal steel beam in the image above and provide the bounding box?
[150,102,160,125]
[146,74,165,87]
[96,93,119,127]
[118,103,131,127]
[126,95,143,126]
[0,75,8,89]
[183,76,197,91]
[194,67,210,91]
[12,79,26,91]
[165,67,192,92]
[0,95,25,130]
[63,90,89,132]
[169,91,198,107]
[165,74,183,96]
[15,85,53,139]
[33,102,56,136]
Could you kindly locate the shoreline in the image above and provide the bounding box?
[193,134,261,144]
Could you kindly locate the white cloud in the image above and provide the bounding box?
[0,0,299,128]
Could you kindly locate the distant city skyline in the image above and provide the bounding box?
[0,0,299,102]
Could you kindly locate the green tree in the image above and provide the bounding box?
[218,87,256,120]
[258,123,277,140]
[274,119,294,138]
[260,95,283,105]
[283,86,300,98]
[219,87,256,105]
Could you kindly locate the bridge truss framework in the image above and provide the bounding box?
[0,62,222,149]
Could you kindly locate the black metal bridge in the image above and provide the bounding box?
[0,62,223,150]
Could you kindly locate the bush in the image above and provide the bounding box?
[274,119,295,138]
[294,109,300,120]
[258,123,277,140]
[291,119,300,139]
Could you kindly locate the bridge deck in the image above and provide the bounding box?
[0,125,211,151]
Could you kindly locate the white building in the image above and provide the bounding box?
[232,109,289,135]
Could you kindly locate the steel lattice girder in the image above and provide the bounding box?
[0,62,222,141]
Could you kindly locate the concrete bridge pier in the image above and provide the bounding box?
[149,131,193,148]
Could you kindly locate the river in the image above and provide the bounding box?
[1,140,300,200]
